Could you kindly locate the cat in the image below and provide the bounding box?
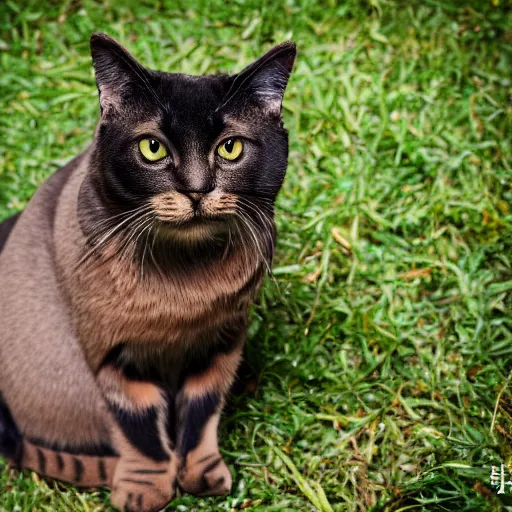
[0,32,295,511]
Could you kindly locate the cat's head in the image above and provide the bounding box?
[86,33,295,260]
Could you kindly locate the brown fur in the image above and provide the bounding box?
[51,154,261,372]
[0,33,295,511]
[21,439,117,488]
[0,153,261,500]
[183,346,243,399]
[0,151,261,500]
[177,412,232,496]
[109,424,177,511]
[0,155,114,447]
[97,366,164,412]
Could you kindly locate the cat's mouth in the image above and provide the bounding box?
[150,190,237,235]
[154,216,230,243]
[154,208,231,227]
[163,215,226,228]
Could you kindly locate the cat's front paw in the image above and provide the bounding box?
[178,453,232,496]
[110,483,173,512]
[110,459,176,512]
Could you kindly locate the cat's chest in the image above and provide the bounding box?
[71,251,261,357]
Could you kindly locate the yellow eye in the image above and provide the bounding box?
[139,138,168,162]
[217,138,243,161]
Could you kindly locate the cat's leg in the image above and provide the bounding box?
[97,365,177,512]
[175,339,243,497]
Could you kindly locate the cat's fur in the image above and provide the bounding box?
[0,33,295,511]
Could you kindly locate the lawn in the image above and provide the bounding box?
[1,0,511,510]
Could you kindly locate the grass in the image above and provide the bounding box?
[1,0,512,510]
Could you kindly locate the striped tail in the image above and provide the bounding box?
[1,395,118,488]
[20,439,118,488]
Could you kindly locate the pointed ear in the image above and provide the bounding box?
[226,42,296,114]
[90,32,149,114]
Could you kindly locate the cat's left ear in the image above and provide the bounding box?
[90,32,150,114]
[226,42,296,114]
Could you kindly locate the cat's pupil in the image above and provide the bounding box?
[225,139,234,153]
[149,139,160,153]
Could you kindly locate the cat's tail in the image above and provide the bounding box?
[0,395,117,487]
[20,439,117,488]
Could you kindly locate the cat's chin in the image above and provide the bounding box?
[154,219,228,244]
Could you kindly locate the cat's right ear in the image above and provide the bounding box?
[222,42,297,116]
[90,33,148,115]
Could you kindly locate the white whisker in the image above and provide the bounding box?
[77,204,152,267]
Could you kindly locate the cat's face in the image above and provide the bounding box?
[88,33,295,247]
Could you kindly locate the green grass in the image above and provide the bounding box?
[1,0,512,510]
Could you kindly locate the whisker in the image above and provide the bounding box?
[140,223,153,280]
[237,212,281,293]
[90,205,152,239]
[234,210,272,275]
[148,225,166,280]
[118,213,154,262]
[77,204,152,267]
[236,196,275,232]
[231,219,252,270]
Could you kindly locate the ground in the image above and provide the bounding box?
[1,0,511,511]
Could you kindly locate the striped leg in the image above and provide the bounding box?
[176,343,243,496]
[97,365,177,512]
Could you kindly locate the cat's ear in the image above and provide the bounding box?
[90,32,149,114]
[226,42,296,114]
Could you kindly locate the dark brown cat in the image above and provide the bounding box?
[0,33,295,511]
